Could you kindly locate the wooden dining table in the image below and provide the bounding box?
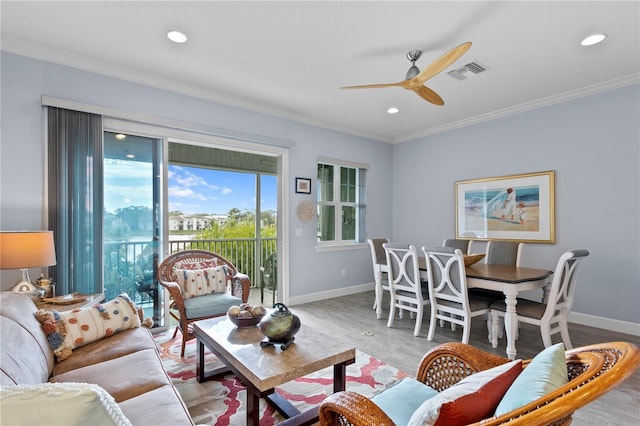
[418,260,553,359]
[464,263,553,359]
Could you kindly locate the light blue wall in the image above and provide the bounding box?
[392,85,640,323]
[0,52,394,297]
[2,51,638,325]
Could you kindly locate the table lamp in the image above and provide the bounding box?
[0,231,57,293]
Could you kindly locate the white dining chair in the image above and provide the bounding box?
[422,246,502,344]
[442,238,469,254]
[485,241,524,266]
[467,240,485,256]
[490,249,590,349]
[368,237,390,319]
[384,243,429,337]
[475,241,524,340]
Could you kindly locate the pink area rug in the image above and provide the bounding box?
[154,330,408,425]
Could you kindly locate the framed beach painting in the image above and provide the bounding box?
[455,171,555,243]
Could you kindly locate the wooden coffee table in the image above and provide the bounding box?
[193,316,356,426]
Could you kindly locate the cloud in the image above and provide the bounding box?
[221,187,232,195]
[169,185,208,201]
[169,168,220,191]
[104,159,151,178]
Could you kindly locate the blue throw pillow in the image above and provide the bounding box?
[371,377,439,426]
[494,343,567,416]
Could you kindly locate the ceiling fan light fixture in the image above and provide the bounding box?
[167,30,188,43]
[387,107,400,114]
[405,65,420,80]
[581,33,606,46]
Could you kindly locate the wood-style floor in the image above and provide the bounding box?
[250,290,640,425]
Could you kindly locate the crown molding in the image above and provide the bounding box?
[393,73,640,144]
[4,39,637,146]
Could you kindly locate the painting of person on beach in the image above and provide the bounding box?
[464,185,540,232]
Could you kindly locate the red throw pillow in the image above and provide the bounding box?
[408,359,522,426]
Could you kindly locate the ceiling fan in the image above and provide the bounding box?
[341,42,472,106]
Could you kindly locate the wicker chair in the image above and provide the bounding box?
[157,250,251,357]
[319,341,640,426]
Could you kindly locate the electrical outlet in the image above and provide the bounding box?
[341,268,346,277]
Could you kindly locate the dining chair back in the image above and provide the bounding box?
[442,238,469,254]
[422,246,501,344]
[490,249,590,349]
[368,237,390,319]
[384,243,429,336]
[485,241,523,266]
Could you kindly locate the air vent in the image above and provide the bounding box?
[447,60,488,80]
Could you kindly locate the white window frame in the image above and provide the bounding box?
[316,157,368,248]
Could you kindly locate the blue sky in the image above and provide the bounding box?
[168,165,277,215]
[104,160,277,215]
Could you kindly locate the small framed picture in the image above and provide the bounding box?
[295,177,311,194]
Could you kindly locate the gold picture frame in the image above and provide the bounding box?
[455,171,555,243]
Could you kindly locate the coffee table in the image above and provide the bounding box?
[193,316,356,426]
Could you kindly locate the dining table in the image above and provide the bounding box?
[465,263,553,359]
[418,259,553,360]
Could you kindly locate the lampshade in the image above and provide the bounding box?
[0,231,57,269]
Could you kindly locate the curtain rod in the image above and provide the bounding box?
[41,96,295,149]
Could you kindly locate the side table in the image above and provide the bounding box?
[36,293,105,312]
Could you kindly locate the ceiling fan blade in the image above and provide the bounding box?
[413,85,445,106]
[341,82,405,90]
[414,42,472,84]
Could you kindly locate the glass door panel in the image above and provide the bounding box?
[103,131,164,328]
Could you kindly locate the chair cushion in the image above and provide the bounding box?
[0,382,132,426]
[184,292,242,319]
[34,294,141,362]
[174,265,228,299]
[371,377,439,426]
[408,359,522,426]
[495,343,567,416]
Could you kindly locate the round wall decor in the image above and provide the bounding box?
[297,201,315,222]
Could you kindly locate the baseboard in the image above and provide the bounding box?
[288,283,640,337]
[288,283,375,306]
[568,312,640,337]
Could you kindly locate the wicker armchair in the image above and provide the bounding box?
[319,341,640,426]
[157,250,251,357]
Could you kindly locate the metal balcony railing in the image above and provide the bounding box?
[103,237,277,303]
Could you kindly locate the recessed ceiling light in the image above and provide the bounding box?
[126,154,135,159]
[581,33,607,46]
[167,30,187,44]
[387,107,400,114]
[115,134,126,140]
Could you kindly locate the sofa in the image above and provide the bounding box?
[0,291,194,425]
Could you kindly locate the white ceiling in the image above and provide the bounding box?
[2,1,639,143]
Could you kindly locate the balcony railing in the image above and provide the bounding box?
[103,237,277,303]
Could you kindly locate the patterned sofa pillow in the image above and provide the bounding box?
[35,293,142,362]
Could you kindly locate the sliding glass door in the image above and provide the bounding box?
[103,131,165,327]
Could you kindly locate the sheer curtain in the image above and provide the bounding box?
[47,107,103,295]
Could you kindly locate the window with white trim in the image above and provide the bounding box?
[316,158,367,245]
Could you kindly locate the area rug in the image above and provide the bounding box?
[154,330,408,425]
